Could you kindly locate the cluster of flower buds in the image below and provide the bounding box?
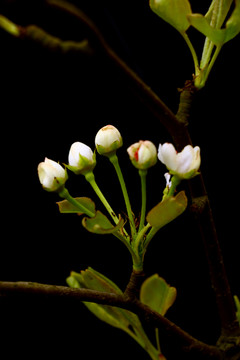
[38,124,201,193]
[37,124,202,277]
[38,125,123,192]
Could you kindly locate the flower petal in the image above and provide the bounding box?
[158,143,177,171]
[175,145,194,174]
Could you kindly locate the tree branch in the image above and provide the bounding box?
[176,82,240,339]
[0,280,222,359]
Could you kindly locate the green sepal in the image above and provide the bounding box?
[96,140,123,156]
[146,191,187,228]
[149,0,192,33]
[140,274,177,316]
[57,197,96,214]
[65,151,96,175]
[82,210,124,234]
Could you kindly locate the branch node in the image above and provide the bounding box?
[176,80,198,126]
[124,270,145,300]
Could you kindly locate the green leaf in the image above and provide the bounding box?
[146,191,187,228]
[234,295,240,325]
[187,14,225,45]
[82,211,124,234]
[57,196,96,214]
[188,0,240,45]
[67,269,145,339]
[140,274,177,316]
[0,15,20,36]
[149,0,192,33]
[224,0,240,43]
[78,268,123,294]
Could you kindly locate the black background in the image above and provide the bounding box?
[0,0,239,359]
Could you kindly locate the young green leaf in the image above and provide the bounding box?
[146,191,187,228]
[82,211,124,234]
[234,295,240,325]
[224,0,240,43]
[66,271,132,329]
[57,196,96,214]
[187,14,224,45]
[188,0,240,45]
[149,0,192,33]
[66,268,154,351]
[140,274,177,316]
[79,268,123,294]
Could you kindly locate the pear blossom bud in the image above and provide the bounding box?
[38,158,67,192]
[95,125,123,156]
[68,142,96,175]
[158,143,201,179]
[127,140,157,170]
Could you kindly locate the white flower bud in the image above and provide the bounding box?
[38,158,67,192]
[158,143,201,179]
[127,140,157,170]
[95,125,123,155]
[68,142,96,175]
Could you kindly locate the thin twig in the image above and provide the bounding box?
[45,0,190,150]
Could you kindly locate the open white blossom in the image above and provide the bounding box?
[158,143,201,179]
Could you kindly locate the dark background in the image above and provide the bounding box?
[0,0,239,358]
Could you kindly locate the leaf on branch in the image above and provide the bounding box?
[146,191,187,228]
[140,274,177,316]
[57,197,96,214]
[82,211,124,234]
[73,267,123,294]
[188,0,240,45]
[234,295,240,325]
[149,0,192,33]
[66,268,144,337]
[188,14,224,45]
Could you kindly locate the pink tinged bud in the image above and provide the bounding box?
[95,125,123,155]
[127,140,157,170]
[38,158,67,192]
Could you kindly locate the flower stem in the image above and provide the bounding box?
[58,187,95,218]
[167,175,181,197]
[85,171,129,239]
[143,225,160,254]
[109,153,136,238]
[85,172,119,225]
[139,169,147,232]
[181,32,200,77]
